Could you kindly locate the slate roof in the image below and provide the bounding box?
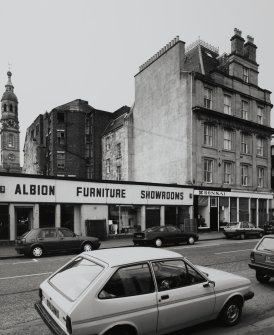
[103,105,130,136]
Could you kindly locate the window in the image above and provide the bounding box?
[106,159,110,174]
[257,106,263,124]
[9,104,13,112]
[224,95,232,115]
[223,129,233,150]
[3,104,7,112]
[35,124,40,136]
[224,162,232,184]
[7,134,14,148]
[57,130,65,145]
[204,159,213,183]
[57,112,65,123]
[241,101,249,120]
[241,133,250,154]
[99,263,154,299]
[204,124,214,146]
[152,260,205,292]
[257,137,263,156]
[106,137,110,151]
[243,67,249,83]
[241,165,249,186]
[204,88,213,109]
[257,167,265,188]
[116,143,121,158]
[116,165,121,181]
[57,151,65,169]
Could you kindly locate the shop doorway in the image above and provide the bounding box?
[15,207,32,237]
[40,204,55,228]
[210,197,218,231]
[146,207,160,229]
[0,205,9,240]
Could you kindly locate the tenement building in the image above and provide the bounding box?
[131,29,273,230]
[23,99,113,179]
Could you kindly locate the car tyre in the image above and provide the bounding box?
[218,298,242,327]
[31,245,43,258]
[240,233,245,240]
[256,271,271,283]
[187,236,195,245]
[82,242,93,252]
[154,238,163,248]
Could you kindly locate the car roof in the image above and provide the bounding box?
[84,247,182,267]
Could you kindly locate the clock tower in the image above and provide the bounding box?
[0,71,21,172]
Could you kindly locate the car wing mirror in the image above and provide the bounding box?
[203,280,215,288]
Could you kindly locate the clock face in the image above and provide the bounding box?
[7,119,16,128]
[8,153,15,161]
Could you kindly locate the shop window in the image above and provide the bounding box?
[39,204,55,227]
[61,205,74,231]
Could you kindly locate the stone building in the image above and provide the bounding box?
[102,105,131,181]
[131,29,273,230]
[0,71,21,173]
[23,99,113,179]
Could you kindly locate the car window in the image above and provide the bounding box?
[50,257,103,301]
[257,237,274,252]
[38,229,56,238]
[158,227,167,232]
[58,228,74,237]
[248,223,255,228]
[227,223,238,228]
[99,263,154,299]
[242,222,249,229]
[167,226,179,232]
[152,260,206,291]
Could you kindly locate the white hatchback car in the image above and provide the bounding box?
[35,247,254,335]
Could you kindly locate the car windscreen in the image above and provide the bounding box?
[257,237,274,252]
[226,223,238,228]
[49,257,104,301]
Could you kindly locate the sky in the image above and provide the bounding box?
[0,0,273,164]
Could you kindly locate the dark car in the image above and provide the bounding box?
[249,234,274,283]
[133,225,199,247]
[223,221,264,240]
[263,222,274,235]
[15,227,101,258]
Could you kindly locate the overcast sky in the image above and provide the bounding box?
[0,0,273,163]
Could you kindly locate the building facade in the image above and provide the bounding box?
[131,30,273,230]
[23,99,113,179]
[0,71,21,173]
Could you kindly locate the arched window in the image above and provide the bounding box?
[9,104,13,112]
[3,104,7,112]
[7,134,14,148]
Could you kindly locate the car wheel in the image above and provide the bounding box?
[258,232,263,238]
[154,238,163,247]
[256,271,271,283]
[31,246,43,258]
[82,242,93,252]
[240,233,245,240]
[219,298,242,327]
[187,236,195,245]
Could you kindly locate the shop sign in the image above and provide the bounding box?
[195,190,227,196]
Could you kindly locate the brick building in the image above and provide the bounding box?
[23,99,113,179]
[131,29,273,230]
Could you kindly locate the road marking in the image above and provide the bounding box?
[12,259,38,264]
[215,249,252,254]
[170,243,222,250]
[0,272,52,280]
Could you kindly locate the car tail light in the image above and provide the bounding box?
[66,316,72,334]
[250,251,255,262]
[39,288,43,300]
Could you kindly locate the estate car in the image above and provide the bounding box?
[35,247,254,335]
[223,222,264,240]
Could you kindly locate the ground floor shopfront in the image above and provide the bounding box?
[194,189,273,231]
[0,174,193,241]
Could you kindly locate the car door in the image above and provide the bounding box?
[97,263,158,335]
[38,228,59,252]
[242,221,251,237]
[166,226,185,244]
[152,259,215,334]
[57,228,80,251]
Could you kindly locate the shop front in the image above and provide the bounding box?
[0,173,194,241]
[194,189,273,231]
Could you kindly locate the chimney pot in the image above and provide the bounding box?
[247,35,254,44]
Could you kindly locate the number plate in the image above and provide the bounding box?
[47,299,59,318]
[265,255,274,263]
[135,234,143,238]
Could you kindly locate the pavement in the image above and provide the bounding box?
[0,231,225,259]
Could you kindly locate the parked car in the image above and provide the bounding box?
[263,222,274,235]
[35,247,254,335]
[248,234,274,283]
[15,227,100,258]
[223,221,264,240]
[133,225,199,247]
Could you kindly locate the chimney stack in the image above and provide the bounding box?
[244,35,257,62]
[230,28,245,56]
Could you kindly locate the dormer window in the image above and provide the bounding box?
[243,67,249,83]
